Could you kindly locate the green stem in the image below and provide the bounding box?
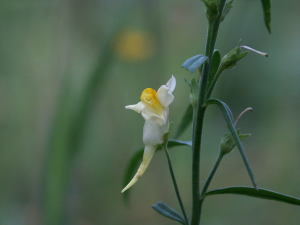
[191,1,226,225]
[192,106,197,144]
[197,153,223,219]
[200,153,224,198]
[205,65,225,101]
[190,22,212,225]
[161,144,189,225]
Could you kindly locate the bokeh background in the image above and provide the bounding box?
[1,0,300,224]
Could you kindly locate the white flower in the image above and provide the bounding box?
[121,75,176,193]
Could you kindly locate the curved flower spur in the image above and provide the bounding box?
[122,75,176,193]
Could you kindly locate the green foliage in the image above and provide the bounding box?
[202,0,220,23]
[152,201,186,224]
[182,54,208,74]
[260,0,271,33]
[121,0,300,224]
[168,140,192,148]
[221,40,249,70]
[221,0,233,22]
[220,129,251,155]
[160,141,189,224]
[205,187,300,206]
[205,44,250,101]
[206,99,258,190]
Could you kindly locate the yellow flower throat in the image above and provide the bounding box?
[141,88,164,116]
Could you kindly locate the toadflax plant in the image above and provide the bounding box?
[122,0,300,224]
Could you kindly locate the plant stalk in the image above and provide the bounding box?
[200,153,224,198]
[191,1,226,224]
[162,144,189,225]
[190,22,212,225]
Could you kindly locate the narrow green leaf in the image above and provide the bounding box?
[122,140,192,201]
[168,139,192,148]
[152,201,186,225]
[205,186,300,206]
[175,105,193,139]
[206,99,258,190]
[260,0,271,34]
[207,50,221,90]
[182,54,208,74]
[223,102,234,124]
[221,0,233,22]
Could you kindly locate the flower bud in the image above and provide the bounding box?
[202,0,220,23]
[220,129,250,156]
[221,50,239,69]
[220,132,235,155]
[221,40,248,70]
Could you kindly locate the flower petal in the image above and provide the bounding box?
[125,101,146,113]
[166,75,176,92]
[157,86,174,108]
[157,76,176,108]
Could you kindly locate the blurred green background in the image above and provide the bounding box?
[1,0,300,224]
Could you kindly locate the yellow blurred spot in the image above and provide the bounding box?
[115,30,155,61]
[140,88,163,116]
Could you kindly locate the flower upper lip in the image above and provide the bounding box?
[125,75,176,123]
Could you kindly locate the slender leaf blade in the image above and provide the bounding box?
[152,201,185,224]
[122,140,192,201]
[221,0,233,22]
[168,139,192,148]
[206,99,258,190]
[260,0,271,34]
[205,186,300,206]
[182,54,208,74]
[175,105,193,139]
[223,102,234,124]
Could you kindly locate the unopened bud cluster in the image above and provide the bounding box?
[202,0,220,23]
[221,40,268,70]
[220,129,250,156]
[220,132,236,155]
[221,40,248,70]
